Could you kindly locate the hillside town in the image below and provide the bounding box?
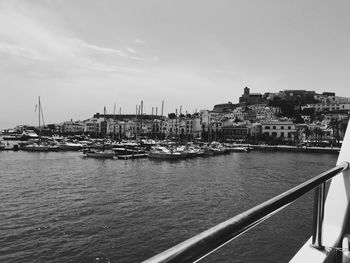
[2,87,349,147]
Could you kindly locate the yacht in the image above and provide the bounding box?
[148,146,183,160]
[22,142,49,152]
[58,141,83,151]
[20,130,39,140]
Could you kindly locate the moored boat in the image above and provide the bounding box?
[84,150,115,158]
[58,141,83,151]
[22,143,49,152]
[2,134,22,140]
[148,146,183,159]
[20,130,39,141]
[229,146,250,152]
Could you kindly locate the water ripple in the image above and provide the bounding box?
[0,151,337,262]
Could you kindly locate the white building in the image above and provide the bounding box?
[301,103,350,113]
[262,121,296,141]
[84,119,100,134]
[185,117,201,137]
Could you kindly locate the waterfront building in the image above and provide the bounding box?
[199,110,213,132]
[249,122,262,137]
[83,119,100,135]
[184,116,201,138]
[61,121,84,134]
[151,119,162,136]
[46,124,62,134]
[123,121,138,138]
[210,121,223,134]
[141,120,153,135]
[221,123,249,142]
[262,120,296,142]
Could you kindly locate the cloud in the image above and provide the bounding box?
[126,47,136,53]
[72,38,129,57]
[134,39,147,44]
[0,41,45,60]
[0,3,157,78]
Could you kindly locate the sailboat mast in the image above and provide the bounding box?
[161,100,164,139]
[140,100,143,136]
[38,96,41,132]
[113,103,116,139]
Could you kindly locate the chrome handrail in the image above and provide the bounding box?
[143,161,349,263]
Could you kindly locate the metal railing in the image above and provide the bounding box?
[143,161,349,263]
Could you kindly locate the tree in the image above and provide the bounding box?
[294,115,305,124]
[328,118,340,144]
[301,108,315,116]
[303,126,313,143]
[313,127,324,146]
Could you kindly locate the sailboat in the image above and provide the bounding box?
[22,96,49,152]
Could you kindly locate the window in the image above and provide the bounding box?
[281,132,284,137]
[265,126,270,129]
[288,126,291,129]
[281,126,284,129]
[288,132,292,138]
[273,126,276,129]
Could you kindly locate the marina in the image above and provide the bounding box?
[1,1,349,262]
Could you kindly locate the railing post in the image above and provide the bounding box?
[312,182,326,249]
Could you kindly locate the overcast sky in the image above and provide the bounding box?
[0,0,349,129]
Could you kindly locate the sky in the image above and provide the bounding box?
[0,0,349,129]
